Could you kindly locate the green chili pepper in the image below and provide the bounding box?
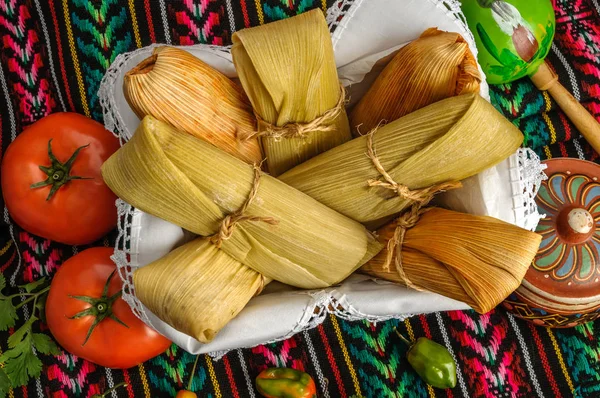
[256,367,317,398]
[396,329,457,389]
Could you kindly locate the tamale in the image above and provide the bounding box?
[279,94,523,227]
[350,28,481,134]
[102,116,381,289]
[231,9,351,176]
[360,208,541,314]
[123,46,263,164]
[133,238,265,343]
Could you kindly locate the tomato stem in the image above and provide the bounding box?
[14,287,50,310]
[7,293,36,299]
[103,382,127,397]
[67,270,129,346]
[187,355,201,391]
[394,327,413,347]
[30,139,93,201]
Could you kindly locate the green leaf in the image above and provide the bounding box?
[0,274,7,298]
[0,368,10,398]
[31,334,60,356]
[3,337,42,387]
[7,317,36,349]
[0,333,43,387]
[34,294,47,324]
[0,299,17,332]
[20,278,46,293]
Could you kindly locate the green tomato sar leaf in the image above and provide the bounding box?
[0,368,10,398]
[20,278,46,294]
[31,333,60,356]
[0,299,17,332]
[7,317,36,349]
[34,294,48,324]
[0,277,56,391]
[3,345,42,388]
[0,331,43,388]
[0,274,8,300]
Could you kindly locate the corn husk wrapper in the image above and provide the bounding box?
[350,28,481,134]
[231,9,351,176]
[102,116,380,289]
[123,46,263,164]
[360,208,542,314]
[279,94,523,227]
[133,238,264,343]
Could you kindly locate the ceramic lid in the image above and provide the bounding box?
[525,158,600,306]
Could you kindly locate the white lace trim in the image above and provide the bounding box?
[510,148,548,231]
[208,294,414,360]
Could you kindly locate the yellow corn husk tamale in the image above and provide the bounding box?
[360,208,542,314]
[102,116,381,289]
[123,46,263,164]
[133,238,265,343]
[279,94,523,227]
[231,9,352,176]
[350,28,481,134]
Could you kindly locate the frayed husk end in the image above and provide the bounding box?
[123,46,263,165]
[350,28,482,134]
[133,238,264,343]
[360,208,541,314]
[231,9,352,176]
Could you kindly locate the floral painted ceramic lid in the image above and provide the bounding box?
[534,159,600,294]
[506,158,600,327]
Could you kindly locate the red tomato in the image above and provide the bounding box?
[1,113,120,245]
[175,391,197,398]
[45,247,171,368]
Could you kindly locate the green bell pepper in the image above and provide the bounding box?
[396,329,457,389]
[256,368,317,398]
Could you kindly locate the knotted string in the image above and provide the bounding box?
[210,163,279,248]
[365,128,462,290]
[366,129,461,202]
[383,205,431,291]
[240,85,347,141]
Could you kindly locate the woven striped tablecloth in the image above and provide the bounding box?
[1,0,599,396]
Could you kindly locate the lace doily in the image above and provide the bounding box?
[100,0,546,358]
[510,148,548,231]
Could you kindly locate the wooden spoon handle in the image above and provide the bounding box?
[530,61,600,154]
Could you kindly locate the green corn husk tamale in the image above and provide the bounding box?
[279,94,523,227]
[279,93,533,314]
[231,9,352,176]
[133,237,265,343]
[102,116,381,289]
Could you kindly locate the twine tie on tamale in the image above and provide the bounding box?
[210,163,279,248]
[240,85,347,142]
[365,128,460,290]
[365,129,461,202]
[385,206,431,291]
